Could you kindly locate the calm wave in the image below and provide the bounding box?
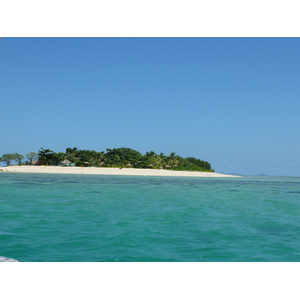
[1,173,300,261]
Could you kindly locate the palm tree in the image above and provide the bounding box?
[66,147,78,156]
[167,152,181,168]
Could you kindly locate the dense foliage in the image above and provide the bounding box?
[0,153,26,166]
[1,147,214,172]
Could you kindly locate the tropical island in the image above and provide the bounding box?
[0,147,240,177]
[0,147,214,172]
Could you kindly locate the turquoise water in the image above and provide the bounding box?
[1,173,300,262]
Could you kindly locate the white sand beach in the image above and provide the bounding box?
[0,166,240,177]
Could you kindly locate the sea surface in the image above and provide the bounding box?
[1,172,300,262]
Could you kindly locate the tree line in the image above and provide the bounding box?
[0,152,38,166]
[0,147,214,172]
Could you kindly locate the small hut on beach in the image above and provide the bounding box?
[60,159,74,166]
[31,160,46,166]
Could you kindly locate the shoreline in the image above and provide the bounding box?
[0,166,241,177]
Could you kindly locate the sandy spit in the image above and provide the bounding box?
[0,166,241,177]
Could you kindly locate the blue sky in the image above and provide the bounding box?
[1,38,300,176]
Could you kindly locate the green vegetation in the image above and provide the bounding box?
[0,153,27,166]
[26,152,38,164]
[14,153,25,165]
[0,147,214,172]
[0,152,38,166]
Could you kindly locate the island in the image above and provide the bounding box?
[0,147,240,177]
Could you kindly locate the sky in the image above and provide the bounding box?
[1,37,300,176]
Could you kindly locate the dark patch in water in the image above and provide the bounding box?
[260,229,284,236]
[87,191,103,194]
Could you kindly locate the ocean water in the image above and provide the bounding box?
[0,172,299,262]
